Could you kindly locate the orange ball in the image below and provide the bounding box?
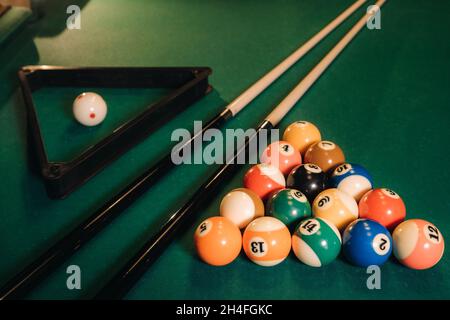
[359,188,406,231]
[304,141,345,172]
[242,217,291,266]
[283,121,321,155]
[194,216,242,266]
[393,219,445,270]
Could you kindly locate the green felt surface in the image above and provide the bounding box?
[0,0,449,300]
[0,6,31,44]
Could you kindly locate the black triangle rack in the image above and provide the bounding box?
[18,66,212,199]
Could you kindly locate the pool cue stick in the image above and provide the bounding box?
[96,0,386,299]
[0,0,366,300]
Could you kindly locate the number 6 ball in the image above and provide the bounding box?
[343,219,392,267]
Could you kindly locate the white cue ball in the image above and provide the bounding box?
[73,92,108,126]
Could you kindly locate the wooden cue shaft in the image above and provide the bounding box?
[95,1,386,299]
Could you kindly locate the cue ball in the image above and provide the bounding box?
[220,188,264,229]
[194,216,242,266]
[359,188,406,231]
[260,141,302,176]
[292,217,341,267]
[304,140,345,172]
[73,92,108,126]
[266,188,311,229]
[243,216,291,266]
[286,163,326,203]
[393,219,445,270]
[243,163,285,200]
[282,121,321,155]
[343,219,393,267]
[328,163,373,201]
[312,188,358,232]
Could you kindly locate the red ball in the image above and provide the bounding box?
[243,163,285,200]
[359,188,406,230]
[260,141,302,176]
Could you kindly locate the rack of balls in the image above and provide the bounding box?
[194,120,445,270]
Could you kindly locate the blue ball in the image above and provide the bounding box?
[343,219,392,267]
[328,163,373,200]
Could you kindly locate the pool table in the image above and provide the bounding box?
[0,0,449,300]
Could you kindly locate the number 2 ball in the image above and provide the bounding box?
[266,188,311,229]
[393,219,445,270]
[73,92,108,126]
[194,217,242,266]
[343,219,393,267]
[328,163,373,201]
[292,217,341,267]
[243,217,291,266]
[243,163,285,200]
[260,141,302,175]
[359,188,406,230]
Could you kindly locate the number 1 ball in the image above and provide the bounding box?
[243,163,285,200]
[286,163,326,203]
[194,217,242,266]
[292,217,341,267]
[393,219,445,270]
[266,188,311,229]
[243,217,291,266]
[220,188,264,229]
[73,92,108,126]
[260,141,302,176]
[304,140,345,172]
[343,219,392,267]
[359,188,406,230]
[282,121,321,155]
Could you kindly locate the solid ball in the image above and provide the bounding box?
[260,141,302,176]
[312,188,358,232]
[266,188,311,229]
[328,163,373,201]
[242,217,291,266]
[282,121,321,155]
[292,217,341,267]
[286,163,326,203]
[304,140,345,172]
[359,188,406,231]
[73,92,107,126]
[194,216,242,266]
[243,163,285,200]
[220,188,264,229]
[393,219,444,270]
[343,219,393,267]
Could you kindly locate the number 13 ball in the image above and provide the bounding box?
[343,219,392,267]
[393,219,445,270]
[243,217,291,266]
[292,217,341,267]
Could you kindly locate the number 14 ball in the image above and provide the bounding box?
[73,92,108,126]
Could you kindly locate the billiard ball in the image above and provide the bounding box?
[286,163,326,203]
[328,163,373,201]
[243,163,285,200]
[312,188,358,232]
[304,141,345,172]
[292,217,341,267]
[194,216,242,266]
[282,121,321,155]
[393,219,445,270]
[260,141,302,176]
[242,216,291,266]
[359,188,406,230]
[343,219,393,267]
[73,92,108,126]
[220,188,264,229]
[266,188,311,228]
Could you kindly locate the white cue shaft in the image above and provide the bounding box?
[267,0,386,126]
[225,0,367,116]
